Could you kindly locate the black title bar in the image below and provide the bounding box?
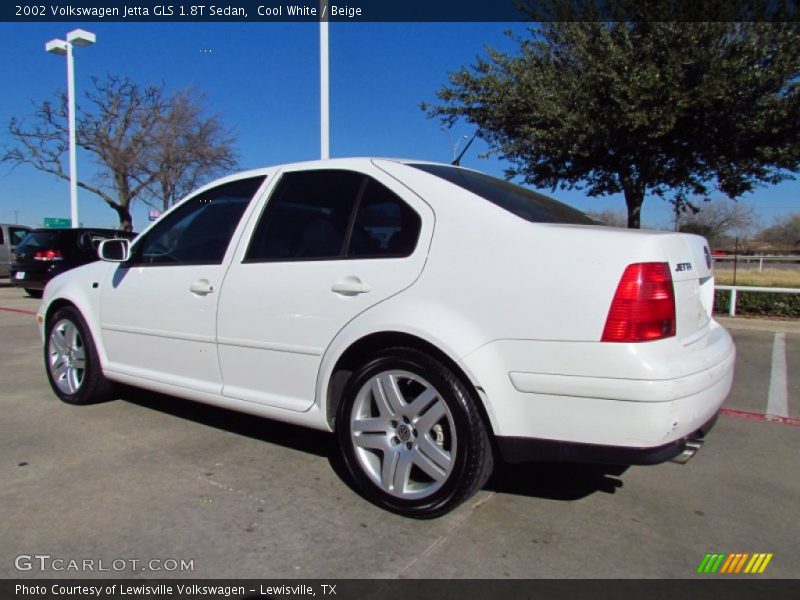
[4,1,800,22]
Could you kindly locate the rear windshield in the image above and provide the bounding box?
[16,231,61,251]
[409,164,595,225]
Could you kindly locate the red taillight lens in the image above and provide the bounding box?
[601,262,676,343]
[33,249,63,261]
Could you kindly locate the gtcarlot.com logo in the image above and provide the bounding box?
[14,554,194,573]
[697,552,773,574]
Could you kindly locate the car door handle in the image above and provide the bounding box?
[331,277,372,296]
[189,279,215,295]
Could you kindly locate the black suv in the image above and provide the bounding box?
[10,228,136,298]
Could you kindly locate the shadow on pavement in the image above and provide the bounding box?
[120,386,627,504]
[120,386,336,459]
[487,461,628,501]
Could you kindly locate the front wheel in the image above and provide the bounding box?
[45,306,115,405]
[337,347,493,518]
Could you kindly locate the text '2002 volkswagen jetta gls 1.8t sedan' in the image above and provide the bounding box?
[36,158,735,518]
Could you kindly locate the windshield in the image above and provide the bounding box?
[409,164,596,225]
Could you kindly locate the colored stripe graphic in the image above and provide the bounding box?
[697,553,773,574]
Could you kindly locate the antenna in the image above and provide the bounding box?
[452,132,477,166]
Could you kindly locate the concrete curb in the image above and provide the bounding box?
[716,316,800,333]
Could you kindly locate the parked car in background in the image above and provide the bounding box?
[11,228,136,298]
[36,158,734,517]
[0,223,32,278]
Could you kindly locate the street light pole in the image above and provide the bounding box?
[320,5,329,160]
[46,29,95,229]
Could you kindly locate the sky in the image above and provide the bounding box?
[0,20,798,232]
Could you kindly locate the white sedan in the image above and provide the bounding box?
[37,158,735,517]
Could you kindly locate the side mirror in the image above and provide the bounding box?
[98,238,131,263]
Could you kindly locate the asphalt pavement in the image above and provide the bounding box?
[1,287,798,579]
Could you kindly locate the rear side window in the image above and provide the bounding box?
[77,231,123,254]
[348,179,421,257]
[245,170,421,262]
[409,163,594,225]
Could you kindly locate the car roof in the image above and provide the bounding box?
[194,157,457,189]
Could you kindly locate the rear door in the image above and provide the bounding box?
[217,164,434,411]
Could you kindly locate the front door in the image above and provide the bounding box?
[100,176,266,394]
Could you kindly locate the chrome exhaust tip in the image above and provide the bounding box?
[670,439,704,464]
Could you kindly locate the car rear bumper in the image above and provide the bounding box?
[496,411,719,465]
[464,320,735,450]
[9,267,53,290]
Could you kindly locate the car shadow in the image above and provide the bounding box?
[486,461,628,501]
[118,387,628,503]
[119,386,336,459]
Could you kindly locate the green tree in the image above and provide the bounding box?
[424,10,800,228]
[2,75,237,231]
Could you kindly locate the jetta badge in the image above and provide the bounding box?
[704,246,712,269]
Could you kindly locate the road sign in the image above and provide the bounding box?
[43,217,71,228]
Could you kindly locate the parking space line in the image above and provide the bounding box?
[767,332,789,418]
[393,491,496,578]
[0,306,36,316]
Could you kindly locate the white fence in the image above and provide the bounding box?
[715,285,800,317]
[713,255,800,272]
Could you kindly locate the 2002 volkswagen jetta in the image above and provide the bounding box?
[37,158,735,517]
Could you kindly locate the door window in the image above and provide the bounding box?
[246,170,421,262]
[131,176,264,266]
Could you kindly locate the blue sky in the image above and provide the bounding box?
[0,21,797,231]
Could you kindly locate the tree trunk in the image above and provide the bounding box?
[622,182,645,229]
[113,204,133,232]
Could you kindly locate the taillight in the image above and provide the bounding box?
[601,262,676,343]
[33,249,63,261]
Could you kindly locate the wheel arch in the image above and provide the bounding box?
[322,330,497,441]
[42,293,108,367]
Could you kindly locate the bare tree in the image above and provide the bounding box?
[677,199,759,248]
[758,213,800,251]
[140,88,236,212]
[2,75,237,231]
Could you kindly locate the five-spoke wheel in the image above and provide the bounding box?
[337,347,493,518]
[350,369,457,500]
[48,318,87,395]
[44,306,114,405]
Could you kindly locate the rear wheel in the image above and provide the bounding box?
[337,347,493,518]
[45,306,114,405]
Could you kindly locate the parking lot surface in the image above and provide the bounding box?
[1,286,798,579]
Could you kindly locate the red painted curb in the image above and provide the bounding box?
[0,306,37,316]
[721,408,800,427]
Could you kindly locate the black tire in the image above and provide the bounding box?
[44,305,115,405]
[25,288,43,299]
[336,346,494,518]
